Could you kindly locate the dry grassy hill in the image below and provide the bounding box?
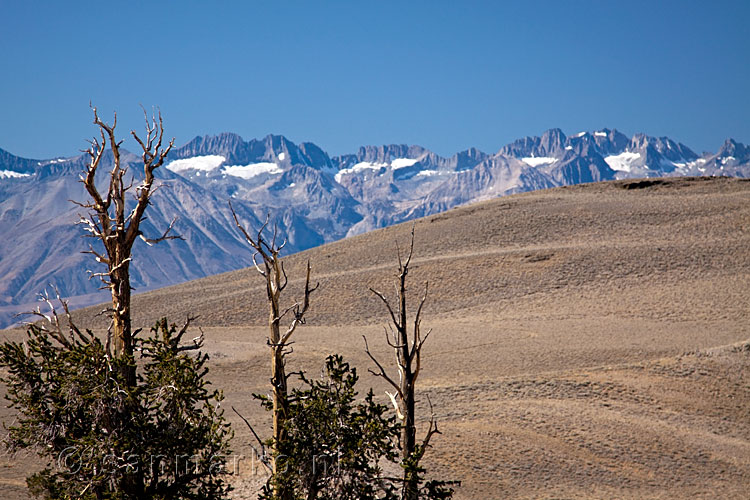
[2,177,749,499]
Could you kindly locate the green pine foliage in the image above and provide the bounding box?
[257,354,400,500]
[0,316,232,499]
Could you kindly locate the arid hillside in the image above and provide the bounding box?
[2,176,749,499]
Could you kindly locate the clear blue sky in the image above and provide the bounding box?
[1,0,748,159]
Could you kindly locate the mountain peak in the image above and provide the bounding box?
[343,144,430,165]
[499,128,567,158]
[542,128,566,140]
[180,133,246,158]
[717,138,747,160]
[260,133,294,147]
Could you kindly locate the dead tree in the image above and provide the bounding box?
[364,227,441,500]
[230,204,318,500]
[75,106,178,384]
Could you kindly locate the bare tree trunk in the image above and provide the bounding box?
[397,265,419,500]
[267,260,289,493]
[230,207,318,500]
[110,263,135,384]
[364,226,441,500]
[402,379,418,500]
[271,344,288,459]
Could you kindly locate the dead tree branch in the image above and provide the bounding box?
[19,287,96,351]
[231,406,271,473]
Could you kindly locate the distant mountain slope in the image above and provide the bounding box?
[64,175,750,332]
[0,149,261,325]
[1,129,748,327]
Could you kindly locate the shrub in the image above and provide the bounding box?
[257,354,399,500]
[0,310,232,500]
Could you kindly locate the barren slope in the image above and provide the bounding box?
[2,177,749,499]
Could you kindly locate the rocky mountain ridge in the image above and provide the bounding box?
[0,128,747,327]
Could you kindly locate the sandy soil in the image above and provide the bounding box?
[2,177,749,498]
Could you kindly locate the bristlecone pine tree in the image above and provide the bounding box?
[229,208,318,500]
[0,108,232,499]
[364,227,459,500]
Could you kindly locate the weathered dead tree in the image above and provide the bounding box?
[230,204,318,500]
[364,227,441,500]
[75,106,178,384]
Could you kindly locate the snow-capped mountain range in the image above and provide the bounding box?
[1,128,747,327]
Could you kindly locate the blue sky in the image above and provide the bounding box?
[1,1,748,158]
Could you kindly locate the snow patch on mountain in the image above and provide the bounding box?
[662,158,687,169]
[334,161,387,182]
[415,170,441,177]
[521,157,557,167]
[0,170,30,179]
[604,152,641,172]
[167,155,226,173]
[38,158,69,166]
[391,158,419,169]
[222,162,282,179]
[278,152,286,161]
